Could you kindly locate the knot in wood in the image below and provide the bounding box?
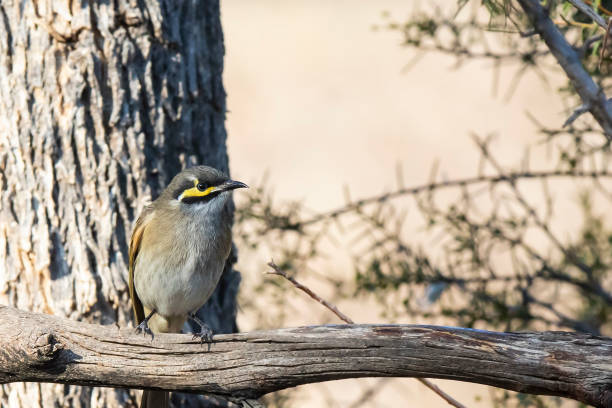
[28,331,63,364]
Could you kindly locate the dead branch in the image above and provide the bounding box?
[1,306,610,407]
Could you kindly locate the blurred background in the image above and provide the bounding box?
[221,1,610,407]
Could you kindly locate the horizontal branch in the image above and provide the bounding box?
[298,170,612,226]
[1,306,611,407]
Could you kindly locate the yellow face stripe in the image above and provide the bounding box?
[178,179,216,201]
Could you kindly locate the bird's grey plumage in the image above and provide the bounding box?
[129,166,243,408]
[134,190,232,322]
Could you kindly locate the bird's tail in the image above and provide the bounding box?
[140,390,169,408]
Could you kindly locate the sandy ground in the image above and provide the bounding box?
[221,1,578,406]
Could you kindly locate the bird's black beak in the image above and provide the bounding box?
[218,180,248,192]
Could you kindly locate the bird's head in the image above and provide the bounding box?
[161,166,247,215]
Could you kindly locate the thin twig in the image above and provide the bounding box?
[472,137,608,293]
[563,103,590,127]
[567,0,608,29]
[599,17,612,72]
[266,261,468,408]
[299,170,612,226]
[266,262,355,324]
[415,378,467,408]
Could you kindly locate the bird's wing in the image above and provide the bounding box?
[128,205,154,325]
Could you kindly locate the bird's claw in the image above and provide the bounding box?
[135,320,154,340]
[192,325,214,344]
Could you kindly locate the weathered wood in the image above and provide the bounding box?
[1,306,610,407]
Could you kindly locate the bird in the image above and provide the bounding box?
[128,165,247,408]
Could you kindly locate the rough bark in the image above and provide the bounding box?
[0,1,238,407]
[0,306,611,408]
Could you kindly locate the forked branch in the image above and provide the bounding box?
[518,0,612,137]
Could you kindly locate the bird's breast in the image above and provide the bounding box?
[134,214,231,318]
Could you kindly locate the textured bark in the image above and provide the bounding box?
[0,1,238,407]
[1,306,611,408]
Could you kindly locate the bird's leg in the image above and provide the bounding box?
[188,312,214,343]
[135,309,156,339]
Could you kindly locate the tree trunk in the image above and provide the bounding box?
[0,0,237,406]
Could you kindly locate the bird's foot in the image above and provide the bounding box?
[189,313,214,344]
[192,323,214,343]
[135,313,155,340]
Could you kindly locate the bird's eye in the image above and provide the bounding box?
[197,182,207,191]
